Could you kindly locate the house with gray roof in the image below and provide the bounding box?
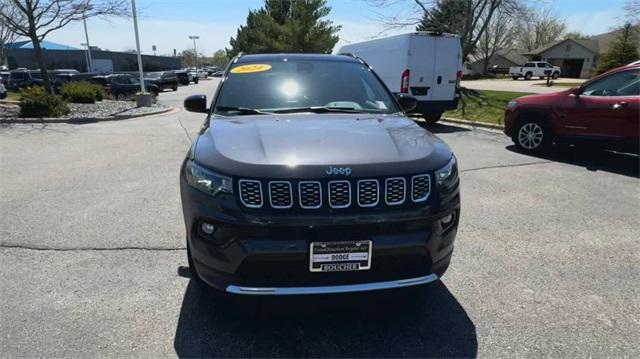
[524,27,640,78]
[464,48,528,75]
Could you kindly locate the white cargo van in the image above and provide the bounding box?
[339,32,462,124]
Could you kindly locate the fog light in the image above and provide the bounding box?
[441,214,454,225]
[201,222,215,235]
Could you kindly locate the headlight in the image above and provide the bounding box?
[506,100,518,109]
[435,155,458,185]
[185,160,233,196]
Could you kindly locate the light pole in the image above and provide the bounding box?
[189,35,199,70]
[82,13,93,72]
[81,43,90,72]
[131,0,146,94]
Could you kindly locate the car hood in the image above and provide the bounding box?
[193,114,453,179]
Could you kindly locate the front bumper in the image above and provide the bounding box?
[180,170,460,295]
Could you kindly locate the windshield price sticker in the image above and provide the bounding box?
[230,64,272,74]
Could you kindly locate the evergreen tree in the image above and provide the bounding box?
[228,0,341,56]
[596,23,639,74]
[416,0,469,37]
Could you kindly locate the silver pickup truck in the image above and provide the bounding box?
[510,61,561,80]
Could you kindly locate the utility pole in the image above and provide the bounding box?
[131,0,145,93]
[82,13,93,72]
[189,35,199,69]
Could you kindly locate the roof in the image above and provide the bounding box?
[525,39,599,56]
[468,48,528,66]
[236,53,360,64]
[4,40,78,50]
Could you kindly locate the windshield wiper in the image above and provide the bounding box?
[270,106,369,114]
[215,106,272,115]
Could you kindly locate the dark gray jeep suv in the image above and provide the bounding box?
[180,53,460,295]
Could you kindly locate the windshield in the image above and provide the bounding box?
[145,72,162,78]
[214,59,400,115]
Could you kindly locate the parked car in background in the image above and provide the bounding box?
[509,61,561,80]
[190,69,208,79]
[91,74,160,100]
[7,69,44,89]
[504,63,639,154]
[0,78,7,100]
[211,70,224,77]
[144,71,178,91]
[339,32,463,124]
[174,70,191,86]
[206,67,219,75]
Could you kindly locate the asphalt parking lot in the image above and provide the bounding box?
[1,79,639,358]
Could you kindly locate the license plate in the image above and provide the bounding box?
[309,240,372,272]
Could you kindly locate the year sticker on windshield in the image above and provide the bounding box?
[230,64,272,74]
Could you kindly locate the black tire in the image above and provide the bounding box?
[524,72,532,80]
[539,77,545,80]
[512,76,519,80]
[513,117,553,154]
[552,72,559,79]
[423,111,443,125]
[172,83,178,91]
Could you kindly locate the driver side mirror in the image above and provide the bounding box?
[184,94,208,113]
[394,93,418,112]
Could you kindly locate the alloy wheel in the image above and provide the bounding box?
[518,122,544,149]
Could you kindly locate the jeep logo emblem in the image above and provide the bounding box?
[326,166,352,176]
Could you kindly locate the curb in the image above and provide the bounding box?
[440,117,505,131]
[0,106,176,124]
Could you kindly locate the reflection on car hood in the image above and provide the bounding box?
[193,114,453,178]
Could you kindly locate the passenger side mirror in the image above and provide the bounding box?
[184,94,208,113]
[394,93,418,112]
[571,87,581,98]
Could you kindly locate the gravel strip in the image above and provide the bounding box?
[0,100,171,121]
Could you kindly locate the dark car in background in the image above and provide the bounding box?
[91,74,160,100]
[174,70,190,86]
[180,53,460,296]
[505,63,639,154]
[144,71,178,91]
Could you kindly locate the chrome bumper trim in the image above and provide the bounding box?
[226,273,439,295]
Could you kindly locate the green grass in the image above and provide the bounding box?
[536,82,583,88]
[444,90,533,125]
[6,90,21,101]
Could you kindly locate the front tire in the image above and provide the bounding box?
[524,72,532,80]
[552,72,559,79]
[423,111,443,125]
[513,119,553,153]
[512,76,519,80]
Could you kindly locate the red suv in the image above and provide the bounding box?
[504,64,639,154]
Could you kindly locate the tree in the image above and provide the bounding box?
[514,7,566,52]
[180,49,196,68]
[596,23,639,73]
[0,0,128,93]
[476,8,516,74]
[372,0,522,60]
[211,49,230,68]
[228,0,341,56]
[0,2,18,67]
[563,31,589,40]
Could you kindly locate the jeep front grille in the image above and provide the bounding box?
[328,180,351,208]
[357,179,379,207]
[237,174,431,210]
[411,174,431,202]
[299,181,322,209]
[385,177,406,205]
[268,181,293,208]
[238,180,263,208]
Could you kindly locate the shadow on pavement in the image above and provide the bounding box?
[418,122,472,134]
[506,144,639,178]
[174,279,477,358]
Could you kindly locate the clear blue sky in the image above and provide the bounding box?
[44,0,628,56]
